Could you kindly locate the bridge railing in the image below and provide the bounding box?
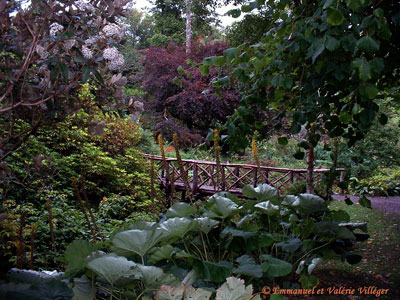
[144,154,345,196]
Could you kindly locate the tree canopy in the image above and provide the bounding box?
[204,0,400,154]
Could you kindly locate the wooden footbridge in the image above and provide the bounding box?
[145,154,345,199]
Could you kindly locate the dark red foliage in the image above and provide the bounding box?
[153,119,203,147]
[141,39,240,146]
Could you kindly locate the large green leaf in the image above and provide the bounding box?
[199,65,209,76]
[194,260,233,283]
[127,221,158,230]
[137,265,180,291]
[281,195,298,206]
[159,217,198,239]
[294,194,327,214]
[260,255,292,277]
[208,195,240,218]
[242,184,278,201]
[326,8,344,26]
[325,36,340,51]
[215,277,253,300]
[166,203,195,218]
[195,217,220,234]
[220,227,256,240]
[345,0,362,10]
[310,40,325,64]
[72,275,95,300]
[212,76,230,88]
[323,0,335,9]
[81,66,90,83]
[64,240,101,278]
[203,56,217,65]
[359,195,372,208]
[233,255,263,278]
[86,253,140,286]
[112,229,163,257]
[254,201,279,215]
[336,227,356,240]
[339,111,352,124]
[357,36,380,54]
[315,221,338,234]
[276,238,303,253]
[223,48,239,61]
[352,58,372,81]
[236,214,257,229]
[149,245,175,263]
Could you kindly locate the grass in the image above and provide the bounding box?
[288,201,400,300]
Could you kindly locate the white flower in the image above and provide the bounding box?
[81,45,93,59]
[100,23,125,40]
[64,39,75,50]
[103,47,120,60]
[107,54,125,71]
[35,45,49,59]
[103,47,124,71]
[100,24,120,37]
[76,0,95,13]
[84,37,97,45]
[49,22,64,37]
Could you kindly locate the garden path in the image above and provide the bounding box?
[333,195,400,213]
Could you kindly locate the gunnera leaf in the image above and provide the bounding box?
[166,203,195,218]
[215,277,253,300]
[86,253,140,286]
[112,228,163,257]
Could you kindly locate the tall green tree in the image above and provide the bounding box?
[150,0,219,44]
[123,8,155,49]
[225,12,274,47]
[204,0,400,192]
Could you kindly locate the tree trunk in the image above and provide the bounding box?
[306,134,315,194]
[185,0,192,54]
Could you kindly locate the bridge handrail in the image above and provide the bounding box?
[142,154,345,173]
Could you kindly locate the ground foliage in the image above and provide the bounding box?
[63,184,369,299]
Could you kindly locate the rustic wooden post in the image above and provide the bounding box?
[193,164,198,194]
[233,166,240,188]
[339,170,345,194]
[253,168,258,187]
[264,170,269,184]
[221,165,226,191]
[290,170,294,184]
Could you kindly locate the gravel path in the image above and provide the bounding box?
[332,194,400,213]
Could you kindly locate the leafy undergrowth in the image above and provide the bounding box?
[285,201,400,300]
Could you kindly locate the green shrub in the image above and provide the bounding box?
[281,180,328,198]
[1,100,163,269]
[349,167,400,196]
[148,33,170,47]
[337,121,400,179]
